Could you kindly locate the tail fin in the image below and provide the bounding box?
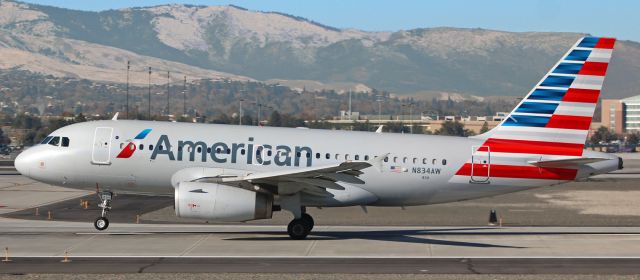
[476,36,616,156]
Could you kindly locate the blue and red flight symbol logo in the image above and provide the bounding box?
[116,129,152,159]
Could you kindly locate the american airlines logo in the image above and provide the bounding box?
[116,128,152,159]
[150,135,313,167]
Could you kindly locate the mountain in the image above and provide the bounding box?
[0,0,638,98]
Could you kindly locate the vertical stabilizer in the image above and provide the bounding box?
[476,36,616,154]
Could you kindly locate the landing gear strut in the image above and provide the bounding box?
[287,209,315,240]
[94,191,112,231]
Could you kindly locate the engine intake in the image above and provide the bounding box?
[175,182,273,222]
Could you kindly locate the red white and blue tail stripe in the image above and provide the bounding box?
[453,36,616,184]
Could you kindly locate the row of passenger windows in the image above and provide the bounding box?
[121,142,448,166]
[40,136,70,147]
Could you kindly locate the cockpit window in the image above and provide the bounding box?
[61,137,70,147]
[40,136,53,144]
[48,136,60,146]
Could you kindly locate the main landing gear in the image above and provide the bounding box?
[287,211,314,240]
[94,191,113,231]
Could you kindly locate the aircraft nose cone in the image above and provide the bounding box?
[14,151,30,176]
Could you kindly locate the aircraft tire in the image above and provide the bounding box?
[94,217,109,231]
[287,218,310,240]
[301,213,314,230]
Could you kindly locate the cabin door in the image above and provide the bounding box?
[92,127,113,165]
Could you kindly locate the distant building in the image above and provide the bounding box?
[601,95,640,134]
[492,112,509,122]
[339,110,359,120]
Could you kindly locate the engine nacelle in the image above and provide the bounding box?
[175,182,273,222]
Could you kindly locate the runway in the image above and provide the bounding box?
[1,157,640,275]
[1,219,640,274]
[3,257,640,274]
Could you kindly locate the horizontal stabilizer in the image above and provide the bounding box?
[528,157,609,168]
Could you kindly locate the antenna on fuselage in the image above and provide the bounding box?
[112,112,119,121]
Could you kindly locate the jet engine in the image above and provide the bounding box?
[174,182,273,222]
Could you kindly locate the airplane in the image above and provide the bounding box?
[14,36,621,239]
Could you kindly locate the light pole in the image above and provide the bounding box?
[376,94,383,122]
[239,98,244,125]
[348,90,352,120]
[166,71,170,117]
[147,67,151,120]
[409,102,414,134]
[125,60,130,119]
[183,76,187,118]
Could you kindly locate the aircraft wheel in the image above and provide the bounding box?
[287,218,311,240]
[301,213,314,230]
[94,217,109,231]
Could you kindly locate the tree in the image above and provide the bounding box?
[269,111,282,127]
[0,128,11,146]
[435,121,474,137]
[626,132,640,147]
[590,126,617,146]
[480,121,490,134]
[74,113,87,123]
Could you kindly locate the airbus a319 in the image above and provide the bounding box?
[15,37,621,239]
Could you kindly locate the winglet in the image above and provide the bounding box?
[368,153,389,172]
[112,112,119,120]
[375,125,384,133]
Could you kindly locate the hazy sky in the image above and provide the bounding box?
[21,0,639,42]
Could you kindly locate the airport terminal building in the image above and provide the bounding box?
[601,95,640,134]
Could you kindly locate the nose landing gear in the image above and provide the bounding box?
[94,191,113,231]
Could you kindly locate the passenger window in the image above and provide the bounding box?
[345,154,349,160]
[393,156,398,163]
[207,147,211,153]
[423,158,427,164]
[48,136,60,146]
[227,148,231,154]
[40,136,53,144]
[412,158,417,164]
[178,146,183,152]
[355,155,360,160]
[335,154,340,160]
[325,153,330,159]
[267,150,272,156]
[61,137,70,147]
[365,155,369,160]
[120,143,124,149]
[149,145,154,150]
[432,159,437,165]
[197,147,202,153]
[159,145,163,150]
[306,152,311,158]
[315,153,320,159]
[139,144,144,151]
[216,148,222,153]
[442,159,447,165]
[384,157,389,162]
[403,157,407,163]
[241,149,246,155]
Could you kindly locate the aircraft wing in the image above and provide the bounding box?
[191,158,382,196]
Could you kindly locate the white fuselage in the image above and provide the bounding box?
[15,120,620,207]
